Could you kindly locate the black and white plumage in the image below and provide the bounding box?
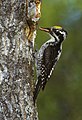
[33,26,67,103]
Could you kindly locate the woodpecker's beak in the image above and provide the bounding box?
[39,27,50,33]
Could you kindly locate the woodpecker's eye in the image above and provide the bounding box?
[55,30,60,36]
[52,28,60,36]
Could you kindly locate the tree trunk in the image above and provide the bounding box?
[0,0,41,119]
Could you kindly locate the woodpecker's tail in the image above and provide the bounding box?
[33,78,42,104]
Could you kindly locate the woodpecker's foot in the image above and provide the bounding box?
[35,48,38,53]
[32,48,38,58]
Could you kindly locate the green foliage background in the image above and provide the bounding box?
[36,0,82,120]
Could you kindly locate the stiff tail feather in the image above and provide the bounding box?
[33,78,42,104]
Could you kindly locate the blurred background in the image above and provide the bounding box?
[35,0,82,120]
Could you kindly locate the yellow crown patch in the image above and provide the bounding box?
[54,26,62,29]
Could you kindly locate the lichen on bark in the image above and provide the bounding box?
[0,0,41,119]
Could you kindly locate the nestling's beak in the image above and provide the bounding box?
[39,27,50,33]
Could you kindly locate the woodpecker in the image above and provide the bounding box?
[33,26,67,103]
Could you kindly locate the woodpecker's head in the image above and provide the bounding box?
[39,26,67,42]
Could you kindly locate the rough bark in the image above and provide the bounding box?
[0,0,41,119]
